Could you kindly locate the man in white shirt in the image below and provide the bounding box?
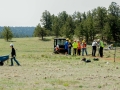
[92,40,98,57]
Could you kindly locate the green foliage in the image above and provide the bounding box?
[34,24,46,40]
[0,26,35,38]
[40,10,52,31]
[61,16,75,39]
[37,2,120,43]
[108,2,120,42]
[2,26,13,41]
[103,22,112,42]
[93,7,107,39]
[74,23,83,39]
[52,16,60,37]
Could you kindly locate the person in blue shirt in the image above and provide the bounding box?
[64,38,69,55]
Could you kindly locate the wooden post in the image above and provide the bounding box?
[114,42,117,62]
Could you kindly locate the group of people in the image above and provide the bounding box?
[64,38,88,56]
[55,38,104,58]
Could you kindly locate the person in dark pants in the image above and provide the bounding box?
[81,40,88,56]
[64,38,69,55]
[92,40,97,57]
[77,40,81,55]
[72,40,77,55]
[68,40,72,55]
[9,43,21,66]
[98,39,104,57]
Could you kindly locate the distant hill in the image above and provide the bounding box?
[0,26,35,38]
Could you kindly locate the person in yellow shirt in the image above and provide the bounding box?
[98,39,104,57]
[72,40,77,55]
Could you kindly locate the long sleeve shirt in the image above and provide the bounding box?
[11,47,16,57]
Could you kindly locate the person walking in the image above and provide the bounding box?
[81,40,88,56]
[77,40,81,55]
[92,40,97,57]
[9,43,21,66]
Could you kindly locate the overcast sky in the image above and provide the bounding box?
[0,0,120,26]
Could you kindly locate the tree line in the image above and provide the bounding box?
[0,2,120,43]
[0,26,35,41]
[34,2,120,43]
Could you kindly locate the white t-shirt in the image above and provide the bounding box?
[92,41,97,46]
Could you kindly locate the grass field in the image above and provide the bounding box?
[0,37,120,90]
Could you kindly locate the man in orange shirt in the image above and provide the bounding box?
[77,40,81,55]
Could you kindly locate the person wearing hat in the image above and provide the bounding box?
[68,40,72,55]
[77,40,81,55]
[72,40,77,55]
[9,43,21,66]
[64,38,69,55]
[81,40,88,56]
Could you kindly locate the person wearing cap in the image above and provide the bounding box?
[72,40,77,55]
[68,40,72,55]
[64,38,69,55]
[92,40,98,57]
[77,40,81,55]
[81,40,88,56]
[9,43,21,66]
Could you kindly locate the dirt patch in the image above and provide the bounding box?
[103,57,120,61]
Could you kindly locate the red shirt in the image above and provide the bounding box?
[77,42,81,49]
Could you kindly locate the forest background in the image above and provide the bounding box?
[0,2,120,45]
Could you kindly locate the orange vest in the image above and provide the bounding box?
[81,43,87,48]
[77,42,81,49]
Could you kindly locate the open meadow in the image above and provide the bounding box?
[0,37,120,90]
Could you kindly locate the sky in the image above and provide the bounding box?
[0,0,120,27]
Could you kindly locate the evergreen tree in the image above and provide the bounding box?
[34,24,46,40]
[108,2,120,42]
[2,26,13,41]
[40,10,52,31]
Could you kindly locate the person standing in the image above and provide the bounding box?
[68,40,72,55]
[72,40,77,55]
[77,40,81,55]
[98,39,104,57]
[64,38,69,55]
[81,40,88,56]
[92,40,97,57]
[9,43,21,66]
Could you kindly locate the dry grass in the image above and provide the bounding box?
[0,37,120,90]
